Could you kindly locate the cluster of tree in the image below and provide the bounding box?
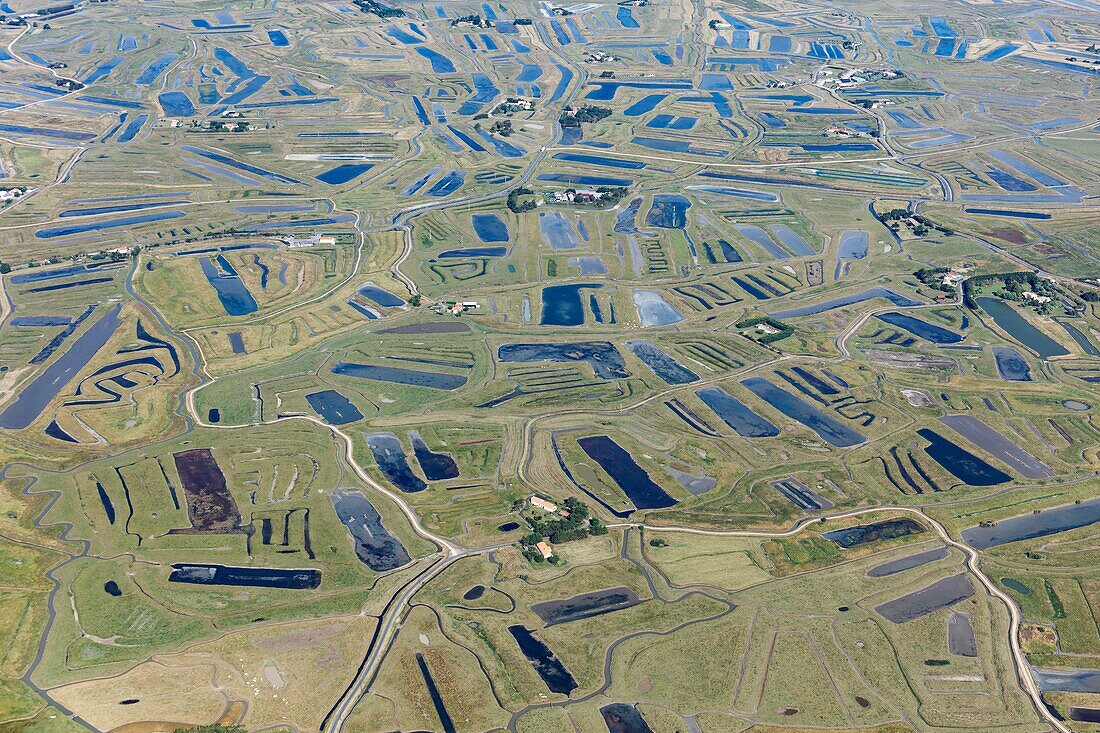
[962,271,1056,310]
[879,209,953,237]
[736,316,794,344]
[913,266,956,294]
[559,105,612,127]
[489,119,513,136]
[1081,291,1100,302]
[352,0,403,17]
[518,497,607,564]
[513,18,533,25]
[507,186,536,213]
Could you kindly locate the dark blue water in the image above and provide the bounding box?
[135,53,177,85]
[646,194,690,228]
[538,173,633,187]
[964,208,1051,220]
[553,152,646,170]
[332,362,467,390]
[182,146,300,184]
[158,91,195,116]
[427,171,465,196]
[772,287,919,319]
[439,247,506,258]
[508,625,577,694]
[36,210,185,238]
[741,377,865,446]
[169,564,320,589]
[331,490,411,569]
[498,342,629,379]
[992,346,1031,381]
[616,6,639,28]
[358,284,404,307]
[626,340,698,385]
[228,331,246,354]
[917,428,1011,486]
[268,29,289,46]
[541,283,601,326]
[696,386,778,437]
[116,114,148,143]
[876,312,962,344]
[0,303,122,430]
[623,94,667,116]
[306,390,363,424]
[60,200,188,218]
[316,163,374,184]
[577,435,676,509]
[962,497,1100,550]
[365,433,427,492]
[472,213,508,242]
[410,431,459,480]
[199,256,258,316]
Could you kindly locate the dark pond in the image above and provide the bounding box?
[365,433,427,493]
[104,580,121,597]
[741,377,866,447]
[498,342,629,379]
[168,563,321,589]
[36,210,185,239]
[541,283,601,326]
[939,414,1052,479]
[696,386,778,437]
[472,213,509,242]
[876,312,962,344]
[917,428,1011,486]
[416,653,456,733]
[626,339,698,385]
[977,297,1069,359]
[499,521,521,532]
[508,625,578,694]
[532,586,642,626]
[0,303,122,430]
[208,408,220,423]
[948,612,977,657]
[823,518,924,548]
[199,256,258,316]
[463,585,485,601]
[867,546,948,577]
[1069,708,1100,723]
[306,389,363,425]
[417,47,455,72]
[358,284,405,308]
[332,362,467,390]
[157,91,195,116]
[330,489,411,570]
[316,163,374,185]
[554,152,646,170]
[228,331,246,354]
[409,430,459,480]
[772,287,919,319]
[439,246,506,258]
[992,346,1031,381]
[96,481,116,524]
[961,497,1100,550]
[875,574,974,623]
[577,435,677,510]
[646,194,690,228]
[600,703,653,733]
